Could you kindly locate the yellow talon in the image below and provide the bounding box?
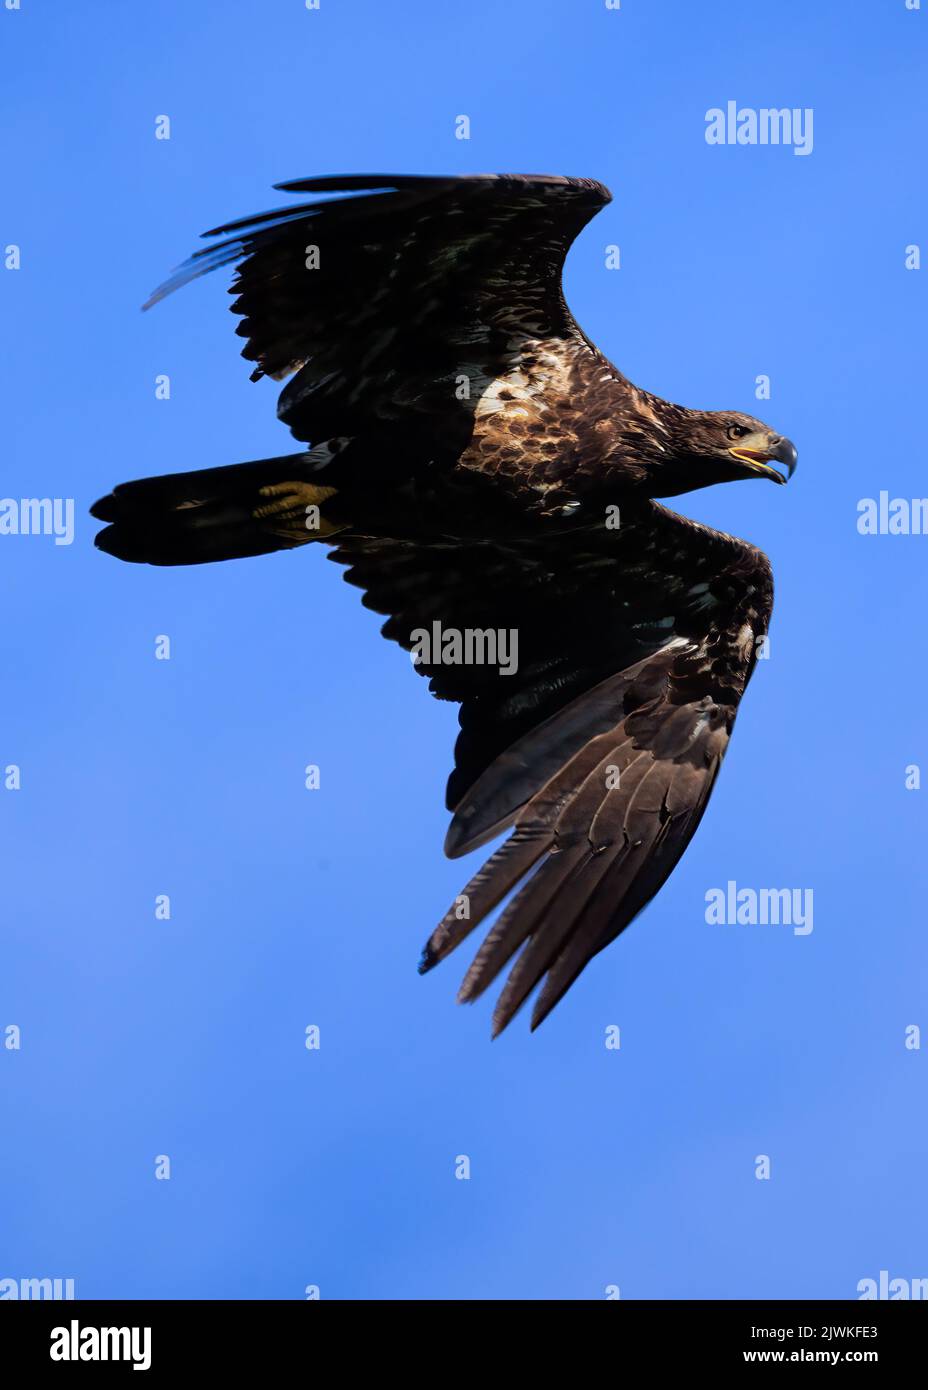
[253,481,344,539]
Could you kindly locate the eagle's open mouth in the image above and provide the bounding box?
[729,438,798,485]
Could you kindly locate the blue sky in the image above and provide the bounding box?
[2,0,926,1300]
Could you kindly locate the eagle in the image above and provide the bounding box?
[92,174,797,1035]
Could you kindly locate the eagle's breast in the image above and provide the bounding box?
[456,335,614,499]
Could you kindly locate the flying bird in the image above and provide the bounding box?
[92,174,797,1035]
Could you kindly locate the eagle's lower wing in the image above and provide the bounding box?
[331,502,772,1033]
[145,173,613,445]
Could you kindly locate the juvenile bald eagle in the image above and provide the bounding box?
[92,174,797,1035]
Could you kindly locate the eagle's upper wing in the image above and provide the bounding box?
[331,501,772,1034]
[145,173,613,444]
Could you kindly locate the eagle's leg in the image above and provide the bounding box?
[252,481,346,539]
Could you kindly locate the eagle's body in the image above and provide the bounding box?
[93,174,796,1035]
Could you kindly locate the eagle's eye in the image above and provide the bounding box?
[726,424,750,441]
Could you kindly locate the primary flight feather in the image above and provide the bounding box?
[92,174,797,1035]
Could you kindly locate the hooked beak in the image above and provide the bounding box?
[729,434,798,485]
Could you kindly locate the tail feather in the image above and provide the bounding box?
[91,453,342,565]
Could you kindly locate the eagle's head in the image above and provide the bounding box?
[653,406,798,495]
